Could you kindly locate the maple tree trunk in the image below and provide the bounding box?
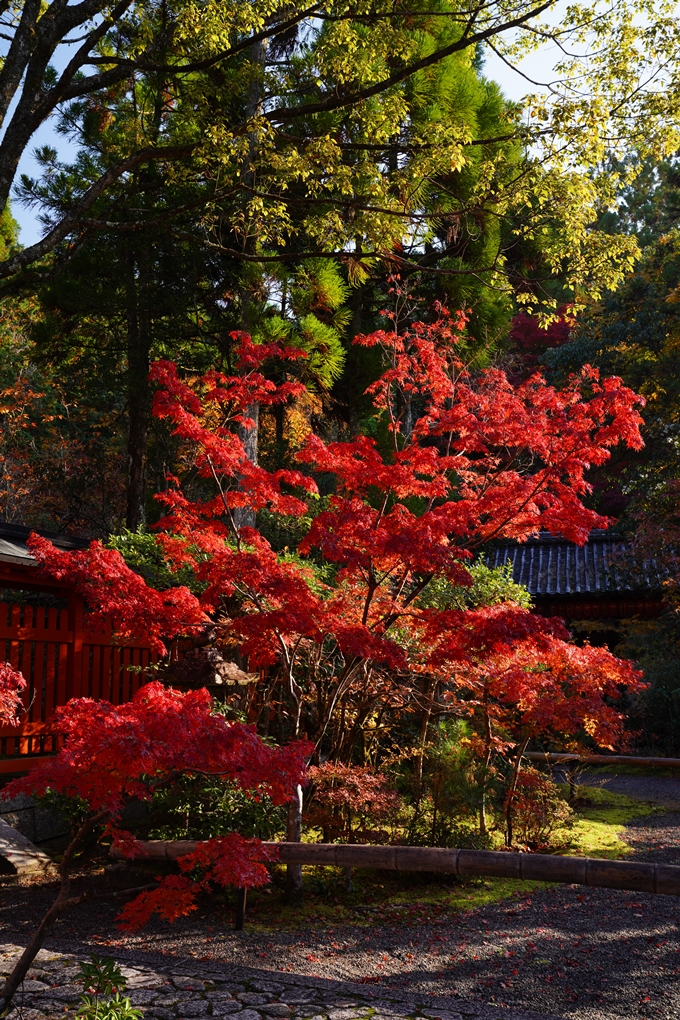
[505,735,531,847]
[479,693,493,837]
[286,783,304,904]
[0,809,108,1012]
[414,678,436,814]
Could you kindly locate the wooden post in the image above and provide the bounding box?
[286,783,304,905]
[235,887,247,930]
[526,751,680,769]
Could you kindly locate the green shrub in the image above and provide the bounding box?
[75,956,143,1020]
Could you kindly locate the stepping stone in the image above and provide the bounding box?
[0,818,56,880]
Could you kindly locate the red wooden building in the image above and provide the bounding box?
[0,522,156,774]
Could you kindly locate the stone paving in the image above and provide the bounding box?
[0,945,566,1020]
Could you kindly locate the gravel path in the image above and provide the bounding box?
[2,778,680,1020]
[559,771,680,808]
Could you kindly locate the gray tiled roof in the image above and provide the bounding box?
[0,521,88,568]
[485,530,664,597]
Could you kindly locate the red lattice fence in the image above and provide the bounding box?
[0,596,157,774]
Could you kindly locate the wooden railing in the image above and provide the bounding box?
[0,598,157,773]
[120,839,680,896]
[112,840,680,929]
[526,751,680,768]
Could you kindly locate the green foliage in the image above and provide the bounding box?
[0,299,126,534]
[296,315,346,390]
[75,956,143,1020]
[76,992,143,1020]
[257,261,350,392]
[598,156,680,247]
[417,557,532,611]
[146,774,286,841]
[0,203,19,262]
[411,720,494,848]
[544,230,680,515]
[106,529,203,593]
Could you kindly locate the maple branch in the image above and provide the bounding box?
[505,732,531,847]
[205,453,242,550]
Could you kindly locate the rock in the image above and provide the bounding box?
[0,819,57,880]
[162,649,256,688]
[148,1010,177,1020]
[177,1001,210,1017]
[25,969,51,981]
[280,991,318,1004]
[19,979,51,991]
[33,983,82,1002]
[211,1005,245,1017]
[238,1010,265,1020]
[173,977,206,991]
[239,994,271,1006]
[129,989,161,1005]
[126,973,166,990]
[250,982,285,993]
[260,1005,291,1017]
[32,1000,69,1013]
[420,1012,463,1020]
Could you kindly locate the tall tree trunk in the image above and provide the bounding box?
[233,35,268,530]
[347,247,363,437]
[126,251,151,531]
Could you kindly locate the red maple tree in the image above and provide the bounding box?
[0,682,310,1009]
[421,603,645,839]
[23,312,646,847]
[0,661,26,725]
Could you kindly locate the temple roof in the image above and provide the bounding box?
[0,521,88,569]
[485,530,665,597]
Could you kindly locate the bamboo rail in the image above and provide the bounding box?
[525,751,680,769]
[116,840,680,897]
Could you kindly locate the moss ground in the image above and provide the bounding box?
[237,787,665,930]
